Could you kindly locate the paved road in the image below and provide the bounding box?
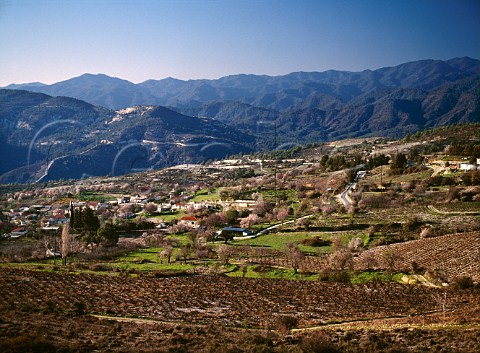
[337,170,366,207]
[233,214,314,240]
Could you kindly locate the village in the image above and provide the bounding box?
[2,135,479,245]
[1,125,480,353]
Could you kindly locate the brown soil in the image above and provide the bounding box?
[1,268,479,352]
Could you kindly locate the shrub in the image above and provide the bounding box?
[302,237,331,247]
[319,267,351,283]
[403,216,422,231]
[276,315,298,335]
[328,270,351,283]
[89,263,112,272]
[362,195,391,209]
[410,261,424,274]
[419,227,432,239]
[300,333,339,353]
[73,301,86,315]
[452,276,474,289]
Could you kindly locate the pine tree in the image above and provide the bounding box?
[69,201,75,231]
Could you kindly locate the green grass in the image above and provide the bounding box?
[260,189,298,204]
[151,211,185,222]
[235,231,369,254]
[350,271,405,284]
[235,232,326,253]
[434,202,480,213]
[76,191,117,202]
[116,247,163,263]
[190,188,220,202]
[227,264,319,280]
[365,167,433,185]
[114,261,193,272]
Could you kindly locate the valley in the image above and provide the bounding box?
[1,124,479,352]
[1,57,480,184]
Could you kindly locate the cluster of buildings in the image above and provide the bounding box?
[1,181,261,239]
[1,204,69,238]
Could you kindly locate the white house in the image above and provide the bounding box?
[179,216,199,228]
[460,163,477,171]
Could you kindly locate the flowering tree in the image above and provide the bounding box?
[284,242,304,274]
[240,213,259,229]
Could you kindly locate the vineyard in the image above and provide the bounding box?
[1,268,479,352]
[1,268,479,328]
[355,231,480,282]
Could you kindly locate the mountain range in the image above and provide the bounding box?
[1,57,480,183]
[5,57,480,111]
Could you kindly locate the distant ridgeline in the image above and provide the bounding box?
[1,57,479,183]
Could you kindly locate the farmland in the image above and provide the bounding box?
[1,268,480,352]
[355,231,480,283]
[1,125,480,351]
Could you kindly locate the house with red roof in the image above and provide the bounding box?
[179,216,199,229]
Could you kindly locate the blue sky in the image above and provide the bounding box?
[0,0,479,86]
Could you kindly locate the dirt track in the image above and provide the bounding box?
[1,268,479,328]
[1,268,480,352]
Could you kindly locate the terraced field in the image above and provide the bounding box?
[1,268,479,328]
[1,268,479,352]
[355,231,480,282]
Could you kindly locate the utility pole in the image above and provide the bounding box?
[53,227,58,265]
[274,122,278,206]
[380,164,383,189]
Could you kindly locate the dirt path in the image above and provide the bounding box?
[91,314,166,325]
[292,314,480,332]
[411,274,440,287]
[427,204,480,215]
[90,314,263,331]
[234,214,314,240]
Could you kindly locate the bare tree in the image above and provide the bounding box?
[203,213,225,229]
[144,202,158,214]
[435,291,448,321]
[329,248,353,271]
[329,238,353,271]
[284,242,304,274]
[176,243,191,264]
[348,237,364,252]
[322,205,335,217]
[240,213,259,229]
[61,225,72,266]
[159,245,173,264]
[359,251,378,270]
[296,217,312,230]
[381,249,403,273]
[276,208,289,222]
[347,205,358,217]
[420,227,432,239]
[217,244,235,265]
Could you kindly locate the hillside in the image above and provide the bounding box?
[1,123,480,352]
[1,57,480,183]
[275,79,480,142]
[355,232,480,282]
[0,90,255,183]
